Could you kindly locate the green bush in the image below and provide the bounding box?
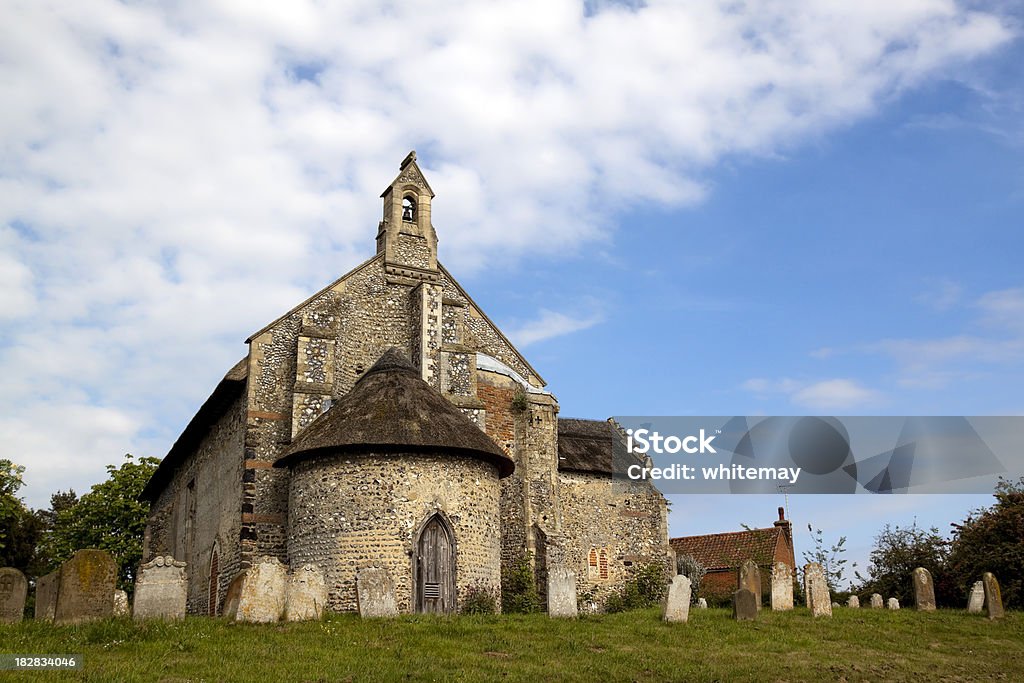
[461,583,498,615]
[502,554,540,614]
[604,563,667,613]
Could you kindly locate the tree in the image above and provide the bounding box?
[676,553,707,605]
[48,454,159,592]
[0,459,46,572]
[802,524,853,593]
[946,476,1024,609]
[854,522,951,606]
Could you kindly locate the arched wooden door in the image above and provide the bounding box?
[415,514,456,614]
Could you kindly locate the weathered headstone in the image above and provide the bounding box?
[234,556,288,623]
[34,570,60,621]
[222,572,246,620]
[887,597,900,610]
[967,581,985,613]
[870,593,883,609]
[738,560,762,611]
[0,567,28,623]
[113,589,129,617]
[770,561,793,611]
[982,572,1004,620]
[912,567,936,612]
[54,549,117,624]
[132,556,187,620]
[732,588,757,621]
[804,562,832,617]
[547,567,578,618]
[697,598,708,609]
[284,564,327,621]
[662,574,691,623]
[356,567,398,618]
[847,595,860,609]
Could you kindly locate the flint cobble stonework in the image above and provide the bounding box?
[287,453,501,612]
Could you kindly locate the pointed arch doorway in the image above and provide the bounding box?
[414,514,456,614]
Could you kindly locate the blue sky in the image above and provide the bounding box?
[2,1,1022,585]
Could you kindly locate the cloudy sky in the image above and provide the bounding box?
[2,1,1022,581]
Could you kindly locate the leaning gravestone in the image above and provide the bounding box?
[0,567,28,623]
[847,595,860,609]
[738,560,762,611]
[870,593,883,609]
[912,567,936,612]
[285,564,327,621]
[662,574,691,623]
[967,581,985,613]
[770,562,793,611]
[234,556,287,623]
[804,562,832,617]
[733,588,757,621]
[697,598,708,609]
[113,589,129,617]
[887,598,900,610]
[356,567,398,618]
[133,556,187,620]
[982,572,1004,620]
[34,570,61,621]
[547,567,578,618]
[54,549,117,624]
[222,572,246,620]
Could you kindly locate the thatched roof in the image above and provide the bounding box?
[557,418,619,475]
[275,348,513,477]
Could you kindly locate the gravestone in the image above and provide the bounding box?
[697,598,708,609]
[54,549,117,624]
[887,598,900,610]
[0,567,28,623]
[770,562,793,611]
[113,589,129,617]
[34,570,60,621]
[285,564,327,621]
[982,572,1004,620]
[738,560,762,611]
[912,567,936,612]
[847,595,860,608]
[662,574,691,623]
[234,556,288,623]
[870,593,883,609]
[222,573,246,620]
[547,567,578,618]
[356,567,398,618]
[967,581,985,614]
[804,562,832,617]
[733,588,757,621]
[132,556,187,620]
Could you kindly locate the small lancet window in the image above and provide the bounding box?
[402,196,416,222]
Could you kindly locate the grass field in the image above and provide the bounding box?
[2,608,1022,682]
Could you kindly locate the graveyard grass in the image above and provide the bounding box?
[2,608,1022,682]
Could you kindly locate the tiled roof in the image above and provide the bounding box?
[670,527,783,571]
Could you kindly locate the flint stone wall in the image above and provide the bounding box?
[288,453,501,613]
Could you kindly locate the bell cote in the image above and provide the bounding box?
[377,151,439,280]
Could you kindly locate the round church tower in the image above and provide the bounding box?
[274,348,513,614]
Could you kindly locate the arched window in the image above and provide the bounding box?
[402,196,416,222]
[208,543,219,616]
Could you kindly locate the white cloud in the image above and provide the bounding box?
[0,0,1013,506]
[743,377,881,411]
[506,309,605,347]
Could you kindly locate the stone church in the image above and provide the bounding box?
[140,152,671,614]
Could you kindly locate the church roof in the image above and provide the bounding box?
[274,348,514,477]
[670,527,786,571]
[557,417,645,475]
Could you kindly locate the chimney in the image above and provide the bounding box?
[777,506,785,522]
[774,506,792,538]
